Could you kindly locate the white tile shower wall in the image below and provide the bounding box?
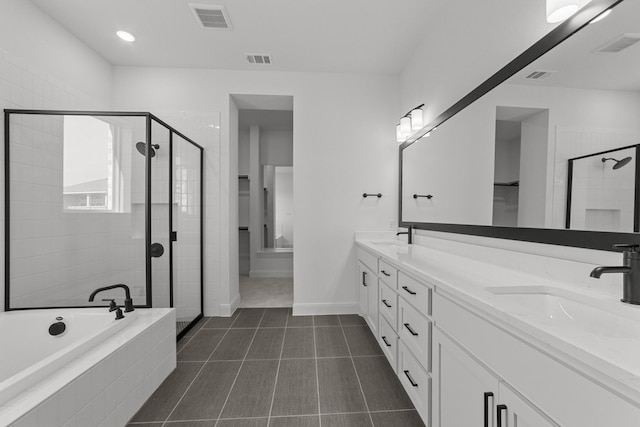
[0,47,113,311]
[7,310,176,427]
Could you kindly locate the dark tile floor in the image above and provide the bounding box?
[128,308,425,427]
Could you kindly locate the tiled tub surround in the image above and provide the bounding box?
[129,308,425,427]
[356,238,640,426]
[2,308,176,426]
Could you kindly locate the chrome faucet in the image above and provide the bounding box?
[590,244,640,305]
[89,284,135,312]
[396,225,414,244]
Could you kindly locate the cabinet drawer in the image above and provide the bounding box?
[398,272,432,316]
[379,259,398,288]
[379,281,398,330]
[399,298,432,372]
[399,340,431,423]
[378,316,398,373]
[357,246,378,273]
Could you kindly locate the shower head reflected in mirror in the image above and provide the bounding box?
[602,156,632,170]
[136,142,160,158]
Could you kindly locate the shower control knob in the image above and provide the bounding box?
[150,243,165,258]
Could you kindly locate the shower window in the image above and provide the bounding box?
[62,115,134,213]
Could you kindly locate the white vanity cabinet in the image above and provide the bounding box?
[356,244,433,424]
[433,290,640,427]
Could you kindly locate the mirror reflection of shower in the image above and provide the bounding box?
[602,156,632,170]
[135,141,160,157]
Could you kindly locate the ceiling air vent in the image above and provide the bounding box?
[189,4,232,29]
[525,70,555,80]
[246,54,272,64]
[594,33,640,54]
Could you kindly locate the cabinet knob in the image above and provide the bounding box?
[382,299,392,308]
[362,271,367,286]
[381,336,392,347]
[381,270,391,277]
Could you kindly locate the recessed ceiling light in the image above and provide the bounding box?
[116,31,136,42]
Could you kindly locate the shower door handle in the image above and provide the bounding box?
[150,243,165,258]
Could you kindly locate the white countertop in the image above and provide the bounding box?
[356,238,640,402]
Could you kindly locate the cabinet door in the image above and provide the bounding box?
[497,384,559,427]
[366,265,379,336]
[433,327,499,427]
[358,262,369,317]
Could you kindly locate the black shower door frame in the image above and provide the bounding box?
[4,109,205,334]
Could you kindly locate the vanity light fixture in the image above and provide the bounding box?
[116,30,136,42]
[396,104,425,143]
[546,0,590,23]
[410,107,423,131]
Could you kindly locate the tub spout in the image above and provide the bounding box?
[89,284,135,312]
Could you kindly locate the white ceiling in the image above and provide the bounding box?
[509,0,640,91]
[30,0,444,74]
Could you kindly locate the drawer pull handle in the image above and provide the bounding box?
[403,323,419,336]
[381,336,392,347]
[403,370,418,387]
[497,404,507,427]
[382,299,392,308]
[381,270,391,277]
[484,392,494,427]
[402,286,417,295]
[362,271,367,287]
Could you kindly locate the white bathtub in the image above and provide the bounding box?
[0,308,176,427]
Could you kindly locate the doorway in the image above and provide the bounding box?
[234,95,294,308]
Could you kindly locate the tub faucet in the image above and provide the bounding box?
[89,284,135,312]
[396,225,414,244]
[590,244,640,305]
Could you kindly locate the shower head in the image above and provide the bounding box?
[602,156,632,170]
[135,142,160,158]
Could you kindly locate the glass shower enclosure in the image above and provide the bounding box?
[4,109,204,338]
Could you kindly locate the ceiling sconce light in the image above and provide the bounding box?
[116,30,136,42]
[546,0,590,23]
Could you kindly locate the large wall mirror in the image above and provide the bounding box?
[400,0,640,251]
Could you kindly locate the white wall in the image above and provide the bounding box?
[0,0,113,311]
[113,67,399,315]
[400,0,559,125]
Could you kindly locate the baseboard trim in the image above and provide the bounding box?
[249,270,294,278]
[219,293,242,317]
[292,302,359,316]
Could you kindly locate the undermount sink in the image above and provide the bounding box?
[485,286,638,339]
